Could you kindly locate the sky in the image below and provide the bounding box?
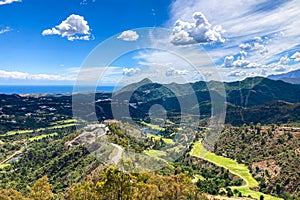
[1,0,300,85]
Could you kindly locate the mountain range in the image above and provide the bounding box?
[268,69,300,84]
[105,77,300,125]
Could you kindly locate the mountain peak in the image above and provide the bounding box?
[138,78,153,84]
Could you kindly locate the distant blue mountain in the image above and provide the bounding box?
[268,69,300,84]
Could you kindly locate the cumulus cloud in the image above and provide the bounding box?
[228,70,247,77]
[239,41,268,56]
[0,0,21,6]
[222,55,261,69]
[291,52,300,62]
[0,70,73,81]
[254,36,263,43]
[165,68,188,77]
[123,67,141,76]
[267,56,290,72]
[42,14,93,41]
[170,12,225,45]
[253,43,268,56]
[239,43,252,50]
[0,27,11,34]
[233,59,252,68]
[278,56,290,65]
[117,30,139,41]
[168,0,300,71]
[223,56,234,68]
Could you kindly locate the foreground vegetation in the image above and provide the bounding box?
[0,167,210,200]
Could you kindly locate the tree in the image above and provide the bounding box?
[256,123,261,134]
[226,187,233,197]
[67,182,97,200]
[250,122,254,129]
[133,182,162,200]
[0,189,29,200]
[30,176,54,200]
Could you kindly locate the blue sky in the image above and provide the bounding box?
[1,0,300,85]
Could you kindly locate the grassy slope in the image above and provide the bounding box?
[146,133,174,144]
[0,164,10,169]
[28,132,58,142]
[49,119,77,125]
[2,122,76,136]
[190,141,282,200]
[144,149,167,157]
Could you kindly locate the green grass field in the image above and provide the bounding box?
[0,164,10,169]
[190,141,282,200]
[147,133,174,144]
[28,133,58,142]
[49,123,76,130]
[1,122,76,137]
[50,119,77,125]
[5,129,33,136]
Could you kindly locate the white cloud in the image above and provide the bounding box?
[42,14,93,41]
[253,43,268,56]
[223,56,234,68]
[254,36,263,43]
[265,56,290,73]
[169,0,300,41]
[278,56,290,65]
[0,0,21,6]
[117,30,139,41]
[0,70,74,81]
[291,52,300,62]
[228,70,247,77]
[0,27,11,34]
[222,55,261,69]
[239,41,268,56]
[122,67,140,76]
[170,12,225,45]
[166,68,188,77]
[80,0,95,5]
[132,41,222,83]
[233,59,252,68]
[168,0,300,76]
[239,43,252,50]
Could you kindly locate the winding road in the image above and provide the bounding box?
[110,143,123,165]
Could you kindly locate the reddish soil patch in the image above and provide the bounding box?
[252,158,281,178]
